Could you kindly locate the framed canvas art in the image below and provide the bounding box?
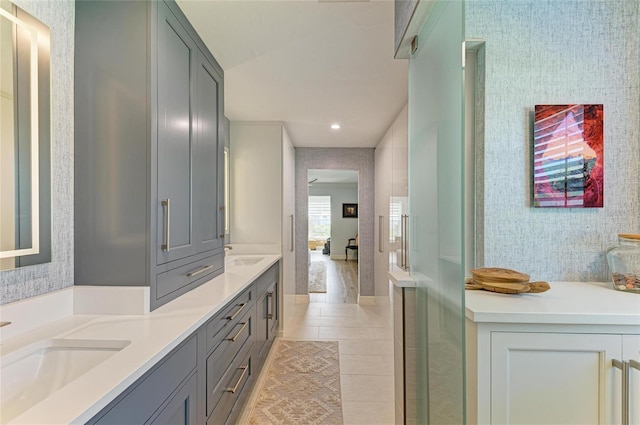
[342,203,358,218]
[533,104,604,208]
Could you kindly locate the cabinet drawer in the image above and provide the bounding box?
[207,343,253,425]
[255,263,278,296]
[206,307,253,416]
[206,286,253,353]
[90,335,197,424]
[156,253,223,301]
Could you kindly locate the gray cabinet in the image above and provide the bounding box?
[74,0,225,310]
[88,262,281,425]
[88,336,198,425]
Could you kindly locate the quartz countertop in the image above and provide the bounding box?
[465,281,640,326]
[0,254,281,425]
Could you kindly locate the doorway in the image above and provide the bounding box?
[307,169,359,303]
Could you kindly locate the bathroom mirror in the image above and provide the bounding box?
[0,0,51,270]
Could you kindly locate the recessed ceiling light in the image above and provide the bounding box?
[331,124,341,130]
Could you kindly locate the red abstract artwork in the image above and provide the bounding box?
[533,104,604,208]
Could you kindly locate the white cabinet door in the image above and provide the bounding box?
[374,128,392,296]
[624,335,640,425]
[491,332,622,425]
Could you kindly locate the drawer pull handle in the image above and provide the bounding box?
[631,359,640,371]
[186,264,213,277]
[226,365,249,394]
[613,359,630,425]
[228,321,248,342]
[267,291,274,320]
[161,199,170,251]
[226,302,248,321]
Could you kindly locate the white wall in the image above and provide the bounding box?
[230,122,283,245]
[0,0,74,305]
[467,0,639,281]
[309,183,358,260]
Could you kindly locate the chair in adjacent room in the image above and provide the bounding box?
[345,235,358,261]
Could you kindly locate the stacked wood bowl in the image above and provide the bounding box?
[465,268,550,294]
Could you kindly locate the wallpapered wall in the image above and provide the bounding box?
[467,0,640,281]
[295,148,375,297]
[1,0,74,305]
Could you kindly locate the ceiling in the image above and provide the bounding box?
[176,0,408,148]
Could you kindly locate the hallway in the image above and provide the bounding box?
[279,301,395,424]
[308,248,359,304]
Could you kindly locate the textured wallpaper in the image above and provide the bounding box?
[466,0,640,281]
[295,148,376,297]
[0,1,74,305]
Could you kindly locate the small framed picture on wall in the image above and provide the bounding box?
[342,203,358,218]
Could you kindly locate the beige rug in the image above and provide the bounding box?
[308,261,327,293]
[248,341,343,425]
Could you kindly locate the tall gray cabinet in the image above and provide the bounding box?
[75,0,225,310]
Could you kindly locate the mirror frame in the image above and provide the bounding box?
[0,2,50,267]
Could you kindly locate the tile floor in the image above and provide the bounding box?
[280,301,396,425]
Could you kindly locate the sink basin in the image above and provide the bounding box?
[1,338,130,422]
[225,256,264,268]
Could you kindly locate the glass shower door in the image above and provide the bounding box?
[408,1,465,424]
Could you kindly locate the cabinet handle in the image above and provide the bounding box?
[289,214,294,252]
[378,215,384,253]
[186,264,213,277]
[219,205,226,239]
[267,291,274,320]
[630,359,640,371]
[227,321,248,342]
[401,214,409,270]
[225,365,249,394]
[161,199,170,251]
[613,359,630,425]
[226,302,248,321]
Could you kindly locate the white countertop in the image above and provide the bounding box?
[465,281,640,326]
[0,254,281,425]
[388,269,415,288]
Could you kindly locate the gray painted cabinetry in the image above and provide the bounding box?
[74,0,225,310]
[89,262,281,425]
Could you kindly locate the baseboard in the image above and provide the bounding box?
[295,294,310,304]
[357,296,377,305]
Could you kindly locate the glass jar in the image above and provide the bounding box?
[606,233,640,293]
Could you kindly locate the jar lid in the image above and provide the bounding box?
[618,233,640,240]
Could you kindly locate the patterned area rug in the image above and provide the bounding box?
[308,261,327,293]
[248,340,343,425]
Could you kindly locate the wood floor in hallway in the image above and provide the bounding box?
[308,248,359,304]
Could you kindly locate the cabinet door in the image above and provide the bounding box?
[156,2,197,264]
[492,332,622,425]
[267,280,278,339]
[147,373,197,425]
[255,281,277,363]
[194,53,224,253]
[624,335,640,425]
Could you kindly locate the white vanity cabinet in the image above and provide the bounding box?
[466,281,640,425]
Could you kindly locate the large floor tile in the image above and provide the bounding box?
[342,401,396,425]
[339,340,394,356]
[318,326,372,340]
[340,354,394,375]
[340,374,394,402]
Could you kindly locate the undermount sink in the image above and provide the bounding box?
[1,338,130,422]
[225,256,264,268]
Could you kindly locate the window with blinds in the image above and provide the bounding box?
[309,196,331,239]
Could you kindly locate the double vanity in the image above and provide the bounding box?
[0,254,281,424]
